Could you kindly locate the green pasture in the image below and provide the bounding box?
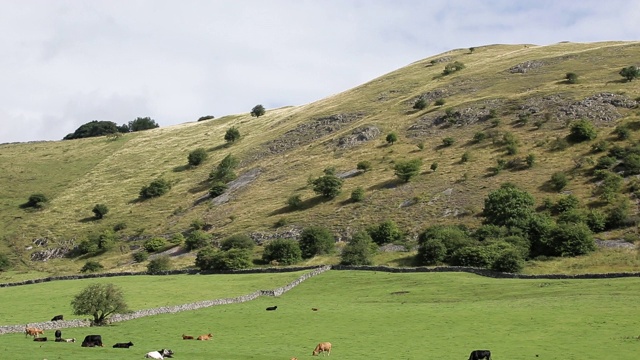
[1,270,640,359]
[0,271,307,325]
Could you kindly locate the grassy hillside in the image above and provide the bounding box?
[1,41,640,273]
[1,271,639,359]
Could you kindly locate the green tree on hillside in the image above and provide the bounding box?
[569,119,597,142]
[220,234,255,251]
[139,178,172,199]
[251,104,266,117]
[63,120,120,140]
[394,159,422,182]
[443,61,465,75]
[188,148,208,166]
[413,98,428,110]
[367,219,403,245]
[298,226,335,259]
[262,239,302,265]
[147,255,172,274]
[210,154,239,183]
[71,283,128,325]
[92,204,109,219]
[386,132,398,145]
[224,127,241,143]
[0,253,10,271]
[619,66,640,81]
[565,72,578,84]
[312,174,343,199]
[483,183,535,228]
[23,193,49,209]
[128,117,159,132]
[340,231,377,265]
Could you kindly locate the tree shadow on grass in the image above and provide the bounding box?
[173,164,190,173]
[269,196,329,216]
[188,180,211,194]
[79,216,98,223]
[367,179,399,191]
[207,143,230,152]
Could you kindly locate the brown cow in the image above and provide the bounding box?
[25,327,44,338]
[312,342,332,356]
[197,333,213,340]
[182,334,194,340]
[291,358,298,360]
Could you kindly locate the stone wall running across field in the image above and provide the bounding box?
[0,266,330,335]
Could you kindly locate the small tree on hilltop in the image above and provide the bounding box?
[251,104,266,118]
[394,159,422,182]
[188,148,208,166]
[71,283,128,325]
[386,132,398,145]
[128,117,159,132]
[619,66,640,82]
[92,204,109,219]
[224,127,241,143]
[312,174,343,199]
[298,226,335,259]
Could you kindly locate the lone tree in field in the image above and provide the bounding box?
[394,159,422,182]
[188,148,208,166]
[386,132,398,145]
[251,104,266,118]
[92,204,109,219]
[619,66,640,82]
[23,193,49,209]
[71,283,128,325]
[224,127,241,143]
[312,174,343,199]
[565,72,578,84]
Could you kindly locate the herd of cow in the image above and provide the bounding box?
[23,312,490,358]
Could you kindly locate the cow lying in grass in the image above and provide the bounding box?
[112,341,134,348]
[312,342,332,356]
[197,333,213,340]
[182,334,194,340]
[145,348,174,359]
[468,350,491,360]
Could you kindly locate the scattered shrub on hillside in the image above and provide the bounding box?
[188,148,208,166]
[549,223,595,257]
[169,233,185,245]
[139,178,172,199]
[623,153,640,175]
[483,183,535,229]
[77,230,117,256]
[553,194,580,214]
[287,194,303,209]
[209,181,228,198]
[357,160,372,172]
[224,127,241,143]
[147,255,172,274]
[274,218,289,228]
[549,172,568,192]
[0,253,11,271]
[262,239,302,265]
[394,158,422,182]
[251,104,266,118]
[220,234,255,251]
[71,283,128,326]
[368,220,404,246]
[92,203,109,219]
[473,132,486,143]
[190,219,206,230]
[461,151,471,163]
[430,162,438,172]
[614,125,631,140]
[351,187,365,202]
[591,140,609,153]
[23,193,49,209]
[209,154,239,183]
[549,137,569,151]
[416,238,447,265]
[418,225,475,263]
[386,132,398,145]
[323,167,336,176]
[595,156,617,170]
[565,72,578,84]
[185,230,211,251]
[606,199,631,229]
[569,119,597,142]
[593,171,623,202]
[311,174,343,199]
[434,98,446,106]
[506,143,518,155]
[442,137,455,147]
[113,222,127,232]
[619,66,640,82]
[143,237,167,253]
[413,98,428,110]
[442,61,465,75]
[128,117,159,132]
[340,231,377,266]
[525,153,536,168]
[299,226,335,259]
[198,115,215,121]
[80,260,104,273]
[132,251,149,263]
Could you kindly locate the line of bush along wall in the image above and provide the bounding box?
[331,265,640,279]
[0,266,331,335]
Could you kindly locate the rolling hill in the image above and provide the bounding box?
[1,41,639,274]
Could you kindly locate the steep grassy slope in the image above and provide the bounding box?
[1,41,639,272]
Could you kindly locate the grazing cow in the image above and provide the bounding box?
[311,308,319,311]
[145,349,174,359]
[81,335,103,347]
[55,330,62,339]
[25,327,44,338]
[65,338,76,343]
[197,333,213,340]
[182,334,194,340]
[112,341,134,348]
[312,342,332,356]
[266,306,278,311]
[33,337,48,342]
[468,350,492,360]
[51,315,64,321]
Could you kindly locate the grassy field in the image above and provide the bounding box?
[1,270,639,359]
[0,271,308,326]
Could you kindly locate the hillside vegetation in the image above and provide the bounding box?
[1,41,640,274]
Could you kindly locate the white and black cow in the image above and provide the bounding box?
[145,349,174,359]
[468,350,491,360]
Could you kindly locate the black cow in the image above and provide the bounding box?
[113,341,134,348]
[82,335,103,347]
[33,337,48,342]
[266,306,278,311]
[51,314,64,321]
[55,330,62,339]
[468,350,491,360]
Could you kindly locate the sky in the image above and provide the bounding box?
[1,0,639,144]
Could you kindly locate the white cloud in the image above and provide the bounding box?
[0,0,639,143]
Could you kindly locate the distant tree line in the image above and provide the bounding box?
[63,117,160,140]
